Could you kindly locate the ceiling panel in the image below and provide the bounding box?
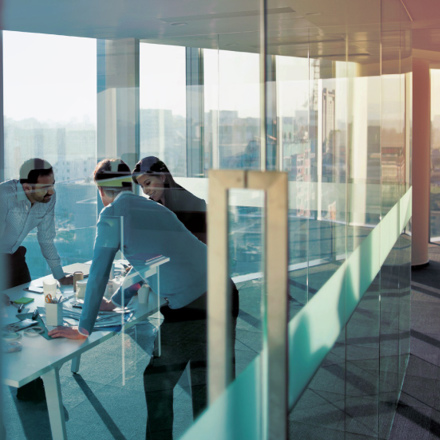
[1,0,438,61]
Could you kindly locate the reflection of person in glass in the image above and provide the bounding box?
[49,159,239,439]
[0,158,73,288]
[132,156,207,244]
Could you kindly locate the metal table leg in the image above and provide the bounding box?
[41,367,67,440]
[71,355,81,373]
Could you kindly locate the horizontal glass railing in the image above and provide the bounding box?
[181,186,412,439]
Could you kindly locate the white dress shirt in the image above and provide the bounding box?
[0,179,64,279]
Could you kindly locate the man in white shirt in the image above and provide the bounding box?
[0,158,72,289]
[1,158,72,402]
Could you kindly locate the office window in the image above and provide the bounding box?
[204,49,260,170]
[3,31,97,278]
[431,69,440,241]
[139,43,186,177]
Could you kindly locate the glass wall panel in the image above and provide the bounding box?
[380,1,412,438]
[229,189,265,375]
[430,69,440,241]
[344,10,383,436]
[3,31,98,278]
[202,26,265,395]
[140,43,187,176]
[1,0,413,437]
[204,49,260,171]
[275,54,311,313]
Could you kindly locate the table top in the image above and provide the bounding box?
[2,258,169,388]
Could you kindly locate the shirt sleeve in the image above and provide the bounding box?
[0,184,10,240]
[36,194,64,279]
[78,211,121,335]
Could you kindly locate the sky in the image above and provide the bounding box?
[432,70,440,123]
[3,31,97,123]
[3,32,190,122]
[4,30,440,124]
[3,31,262,123]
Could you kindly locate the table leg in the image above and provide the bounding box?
[71,355,81,373]
[156,266,161,357]
[41,368,67,440]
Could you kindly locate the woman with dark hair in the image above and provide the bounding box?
[132,156,207,244]
[132,156,239,438]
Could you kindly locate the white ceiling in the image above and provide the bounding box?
[1,0,438,63]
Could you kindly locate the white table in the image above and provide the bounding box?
[2,257,169,440]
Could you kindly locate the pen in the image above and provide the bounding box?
[17,304,24,313]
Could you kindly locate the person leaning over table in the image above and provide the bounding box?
[49,158,239,440]
[0,158,73,403]
[0,158,73,288]
[132,156,207,244]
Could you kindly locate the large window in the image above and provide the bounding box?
[3,31,97,278]
[431,69,440,240]
[139,43,186,176]
[204,49,260,171]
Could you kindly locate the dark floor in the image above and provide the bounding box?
[389,243,440,440]
[3,244,440,439]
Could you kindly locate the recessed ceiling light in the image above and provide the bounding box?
[170,22,188,26]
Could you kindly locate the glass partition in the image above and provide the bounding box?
[1,0,413,438]
[139,43,187,176]
[204,49,261,171]
[3,30,97,279]
[431,69,440,241]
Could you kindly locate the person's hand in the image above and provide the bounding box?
[48,326,87,340]
[58,274,74,285]
[100,298,116,311]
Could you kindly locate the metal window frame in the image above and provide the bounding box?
[186,47,205,177]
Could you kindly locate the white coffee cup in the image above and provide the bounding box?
[43,278,57,295]
[76,279,88,299]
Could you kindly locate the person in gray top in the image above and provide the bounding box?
[50,158,239,439]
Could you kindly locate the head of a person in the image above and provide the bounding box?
[19,158,55,204]
[132,156,171,203]
[93,159,132,206]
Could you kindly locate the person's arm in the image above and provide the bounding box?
[0,183,11,240]
[195,199,207,244]
[58,275,74,285]
[110,267,140,307]
[36,193,65,280]
[49,212,121,339]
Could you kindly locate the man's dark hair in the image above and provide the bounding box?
[19,158,53,184]
[94,159,132,196]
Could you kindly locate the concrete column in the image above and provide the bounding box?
[97,39,140,170]
[412,58,430,266]
[0,31,4,182]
